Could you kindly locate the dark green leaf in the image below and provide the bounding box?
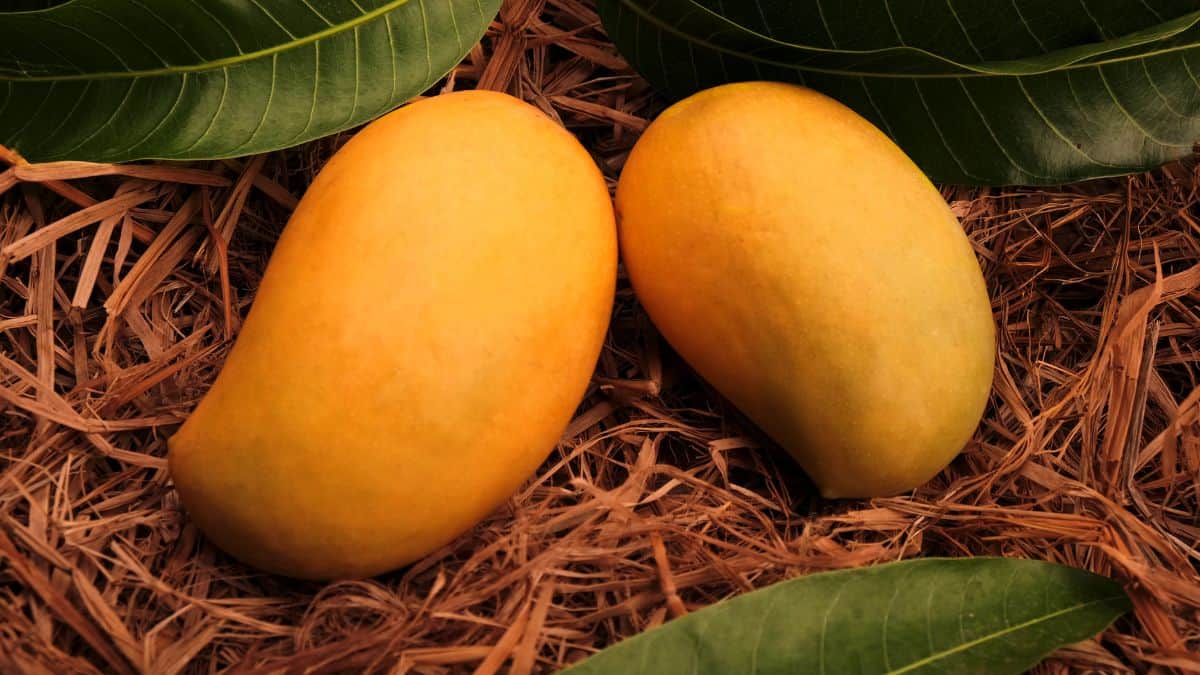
[0,1,67,9]
[0,0,502,162]
[562,558,1130,675]
[597,0,1200,185]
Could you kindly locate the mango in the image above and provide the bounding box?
[616,82,994,498]
[169,91,617,579]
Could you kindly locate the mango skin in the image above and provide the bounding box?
[616,82,994,498]
[168,91,617,579]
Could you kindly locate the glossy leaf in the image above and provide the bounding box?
[0,0,502,162]
[597,0,1200,185]
[563,558,1130,675]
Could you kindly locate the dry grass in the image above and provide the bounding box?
[2,2,1200,673]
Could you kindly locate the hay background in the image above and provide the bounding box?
[2,2,1199,673]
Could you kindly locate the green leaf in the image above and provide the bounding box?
[0,1,67,9]
[562,558,1130,675]
[597,0,1200,185]
[0,0,502,162]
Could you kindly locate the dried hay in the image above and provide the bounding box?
[1,2,1199,673]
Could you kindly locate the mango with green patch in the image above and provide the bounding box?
[616,82,995,498]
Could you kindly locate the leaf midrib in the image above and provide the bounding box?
[615,0,1200,80]
[885,594,1127,674]
[0,0,411,83]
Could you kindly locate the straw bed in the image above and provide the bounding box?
[2,2,1199,673]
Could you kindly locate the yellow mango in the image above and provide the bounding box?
[616,82,994,498]
[169,91,617,579]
